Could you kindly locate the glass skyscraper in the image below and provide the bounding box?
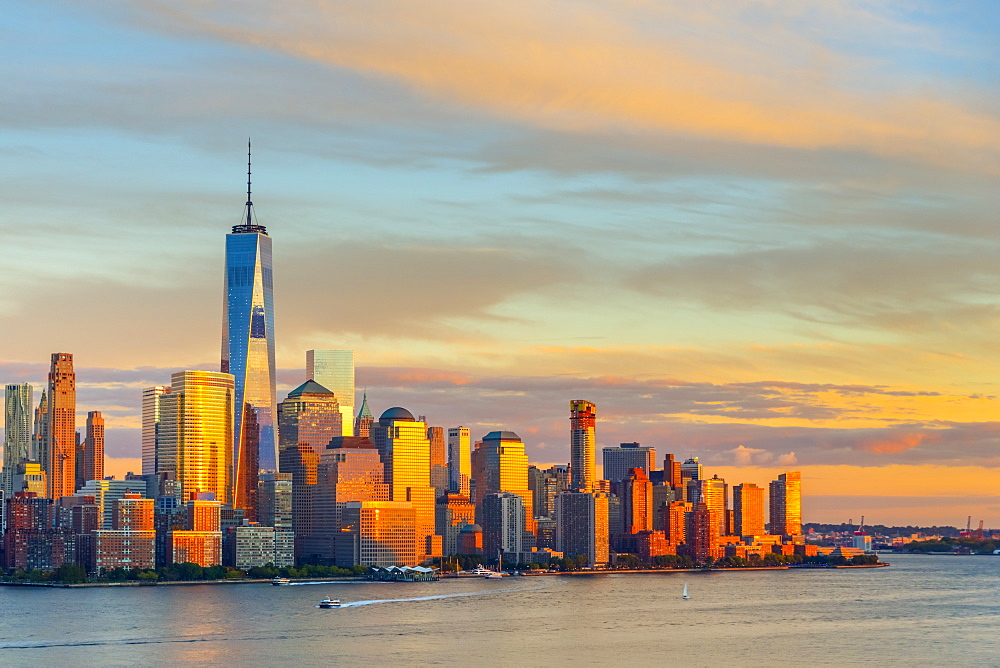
[222,145,278,512]
[2,383,33,497]
[306,350,355,437]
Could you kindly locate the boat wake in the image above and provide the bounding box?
[333,581,547,608]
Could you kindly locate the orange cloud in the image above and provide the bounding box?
[856,432,927,455]
[157,0,1000,174]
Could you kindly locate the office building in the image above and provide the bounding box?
[31,390,48,480]
[602,442,656,486]
[170,496,223,566]
[2,383,33,498]
[155,371,234,505]
[691,475,728,537]
[621,468,653,535]
[528,465,569,519]
[303,440,388,563]
[222,148,278,514]
[354,392,374,438]
[681,457,703,483]
[447,426,471,496]
[734,482,766,536]
[277,380,343,455]
[427,426,448,495]
[370,407,436,559]
[92,494,156,572]
[75,478,149,529]
[477,431,533,519]
[76,411,104,491]
[556,491,610,568]
[141,386,171,475]
[306,350,355,437]
[336,501,418,567]
[435,493,476,556]
[45,353,76,499]
[569,400,596,492]
[684,503,721,562]
[769,472,802,537]
[481,492,526,558]
[11,461,46,498]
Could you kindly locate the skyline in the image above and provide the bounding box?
[3,1,1000,526]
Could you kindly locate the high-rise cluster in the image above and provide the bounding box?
[0,150,811,576]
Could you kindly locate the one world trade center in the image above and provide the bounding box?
[222,142,278,516]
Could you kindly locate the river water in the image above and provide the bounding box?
[0,554,996,665]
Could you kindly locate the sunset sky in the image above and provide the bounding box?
[3,1,999,526]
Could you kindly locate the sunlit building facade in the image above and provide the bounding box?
[336,501,418,567]
[370,407,436,558]
[222,164,278,512]
[569,400,596,492]
[306,350,354,437]
[278,380,342,454]
[769,471,802,537]
[479,431,534,525]
[141,385,170,476]
[734,482,766,536]
[447,426,471,496]
[622,468,653,535]
[76,411,104,491]
[46,353,77,500]
[427,426,448,495]
[691,475,728,537]
[2,383,33,498]
[157,371,234,505]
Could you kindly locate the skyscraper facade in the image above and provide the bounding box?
[46,353,76,500]
[569,400,596,492]
[157,371,234,505]
[76,411,104,491]
[734,482,765,536]
[427,426,448,495]
[2,384,33,498]
[222,148,278,513]
[354,392,373,438]
[556,491,610,568]
[141,386,170,476]
[306,350,355,437]
[602,442,656,486]
[447,426,471,496]
[479,431,534,522]
[277,380,343,454]
[769,472,802,537]
[482,492,525,557]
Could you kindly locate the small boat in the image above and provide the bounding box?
[681,583,691,600]
[272,577,291,585]
[318,597,341,608]
[484,570,504,579]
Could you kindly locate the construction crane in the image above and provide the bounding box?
[975,520,985,541]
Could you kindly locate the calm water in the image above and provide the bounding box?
[0,554,996,666]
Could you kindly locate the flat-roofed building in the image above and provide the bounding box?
[336,501,418,567]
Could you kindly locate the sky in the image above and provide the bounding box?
[2,0,999,527]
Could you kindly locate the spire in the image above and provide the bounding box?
[233,138,267,235]
[356,390,373,419]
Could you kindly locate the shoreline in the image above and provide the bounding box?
[0,562,889,588]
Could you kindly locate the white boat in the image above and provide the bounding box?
[467,565,494,576]
[682,583,691,600]
[318,597,341,608]
[485,551,505,578]
[272,577,291,585]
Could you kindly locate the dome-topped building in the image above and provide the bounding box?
[379,406,415,424]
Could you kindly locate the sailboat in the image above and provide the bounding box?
[681,583,691,600]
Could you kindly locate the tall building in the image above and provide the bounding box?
[76,411,104,491]
[569,400,596,492]
[157,371,234,504]
[2,383,33,498]
[769,472,802,537]
[621,468,653,535]
[681,457,703,483]
[556,491,610,568]
[436,492,476,556]
[528,465,569,519]
[691,475,728,537]
[141,386,171,475]
[170,496,223,567]
[734,483,766,536]
[222,144,278,514]
[306,350,355,437]
[602,442,656,486]
[76,478,149,529]
[354,391,374,438]
[277,380,343,454]
[92,494,156,573]
[31,390,48,475]
[255,472,295,567]
[447,426,471,496]
[427,426,448,495]
[44,353,76,500]
[481,492,525,558]
[477,431,534,524]
[336,501,418,567]
[370,407,436,559]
